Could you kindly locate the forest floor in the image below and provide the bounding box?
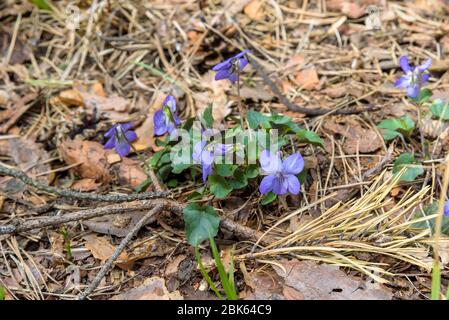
[1,0,449,300]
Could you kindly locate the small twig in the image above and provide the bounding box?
[0,164,168,202]
[77,204,165,300]
[249,57,375,116]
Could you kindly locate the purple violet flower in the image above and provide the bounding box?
[259,150,304,195]
[444,200,449,217]
[193,141,215,182]
[212,49,251,83]
[154,95,181,138]
[395,56,432,99]
[192,140,229,182]
[104,122,138,157]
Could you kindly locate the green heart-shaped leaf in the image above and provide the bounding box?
[183,204,220,246]
[393,153,424,182]
[209,174,233,198]
[430,99,449,120]
[296,129,324,148]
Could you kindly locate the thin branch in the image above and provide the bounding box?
[0,199,171,235]
[0,164,168,202]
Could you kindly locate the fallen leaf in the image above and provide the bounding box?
[273,260,393,300]
[0,93,38,134]
[133,91,166,152]
[110,277,183,300]
[58,82,130,119]
[244,270,285,300]
[295,67,320,90]
[84,212,146,237]
[323,117,382,154]
[0,27,30,65]
[0,90,9,105]
[59,139,111,183]
[71,178,102,191]
[165,254,188,277]
[83,234,132,270]
[194,71,232,126]
[240,84,274,101]
[244,0,265,21]
[59,138,147,188]
[47,231,65,264]
[327,0,367,19]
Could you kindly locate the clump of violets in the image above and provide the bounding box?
[259,150,304,195]
[212,49,250,83]
[154,95,181,138]
[395,56,432,99]
[104,122,137,157]
[445,200,449,217]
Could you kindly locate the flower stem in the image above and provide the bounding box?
[236,70,245,128]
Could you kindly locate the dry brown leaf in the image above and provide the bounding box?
[84,212,145,237]
[59,139,111,183]
[134,91,166,152]
[323,117,382,154]
[244,0,265,20]
[110,277,183,300]
[58,82,130,119]
[327,0,367,19]
[273,260,393,300]
[83,234,132,270]
[165,254,188,277]
[194,71,232,126]
[59,139,147,188]
[295,67,320,91]
[0,27,30,65]
[71,178,102,191]
[244,271,285,300]
[0,90,9,105]
[48,231,65,264]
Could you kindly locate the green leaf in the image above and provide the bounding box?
[245,165,259,179]
[135,178,152,193]
[30,0,52,10]
[412,202,449,235]
[187,191,204,201]
[209,175,233,199]
[430,99,449,120]
[298,168,308,185]
[228,169,248,189]
[377,115,415,140]
[0,286,5,300]
[393,153,424,182]
[202,103,214,128]
[261,192,277,205]
[247,111,271,130]
[215,164,237,177]
[269,113,292,125]
[172,163,192,174]
[296,129,324,148]
[183,204,220,246]
[419,88,432,104]
[150,150,168,168]
[167,179,178,187]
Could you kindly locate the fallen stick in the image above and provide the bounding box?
[77,204,165,300]
[0,164,168,202]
